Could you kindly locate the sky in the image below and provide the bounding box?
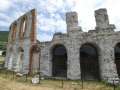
[0,0,120,41]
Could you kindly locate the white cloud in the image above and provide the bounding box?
[0,20,10,27]
[44,0,66,13]
[0,13,11,21]
[0,0,12,11]
[95,0,120,30]
[1,0,120,41]
[55,20,66,32]
[37,33,52,41]
[38,13,66,33]
[39,17,56,32]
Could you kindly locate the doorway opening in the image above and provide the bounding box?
[80,43,100,80]
[52,44,67,77]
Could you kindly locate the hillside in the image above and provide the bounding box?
[0,31,9,50]
[0,31,8,42]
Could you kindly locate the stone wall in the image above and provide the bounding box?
[5,9,37,74]
[5,8,120,82]
[40,8,120,81]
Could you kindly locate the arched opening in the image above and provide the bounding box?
[22,19,26,36]
[8,53,13,70]
[80,43,100,80]
[8,48,13,70]
[11,23,17,41]
[114,43,120,77]
[52,44,67,77]
[16,47,24,72]
[19,17,27,39]
[29,45,40,75]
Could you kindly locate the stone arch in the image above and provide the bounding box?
[114,43,120,77]
[80,43,100,80]
[8,47,14,70]
[19,16,27,39]
[51,44,67,77]
[11,22,17,41]
[16,47,24,72]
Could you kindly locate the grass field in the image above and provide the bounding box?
[0,76,116,90]
[0,69,120,90]
[0,56,4,64]
[0,57,120,90]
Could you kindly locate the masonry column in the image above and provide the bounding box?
[66,12,82,33]
[95,8,115,31]
[99,43,118,81]
[67,41,81,80]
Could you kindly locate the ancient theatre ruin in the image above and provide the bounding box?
[5,9,40,74]
[5,8,120,82]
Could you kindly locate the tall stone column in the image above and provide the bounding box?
[66,12,82,33]
[67,43,81,80]
[95,8,115,30]
[40,43,52,77]
[99,44,118,81]
[95,8,109,29]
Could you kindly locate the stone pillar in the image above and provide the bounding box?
[67,44,80,80]
[99,44,118,81]
[5,45,10,68]
[12,45,17,71]
[95,8,115,31]
[40,44,52,77]
[22,43,30,74]
[66,12,81,32]
[95,8,109,29]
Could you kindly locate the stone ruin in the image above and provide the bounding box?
[5,8,120,83]
[5,9,40,74]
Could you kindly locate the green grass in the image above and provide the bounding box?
[0,56,4,64]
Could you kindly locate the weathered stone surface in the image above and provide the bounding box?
[95,8,109,29]
[5,9,39,74]
[5,8,120,83]
[107,77,119,85]
[40,8,120,82]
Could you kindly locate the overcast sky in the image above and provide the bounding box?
[0,0,120,41]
